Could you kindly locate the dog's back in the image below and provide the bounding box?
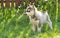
[35,10,48,23]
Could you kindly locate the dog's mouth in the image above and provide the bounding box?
[24,13,27,15]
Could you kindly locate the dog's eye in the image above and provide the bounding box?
[27,11,30,12]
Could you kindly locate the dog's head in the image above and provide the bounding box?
[25,4,36,16]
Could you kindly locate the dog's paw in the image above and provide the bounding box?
[38,28,41,32]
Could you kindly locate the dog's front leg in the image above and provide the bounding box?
[32,24,36,32]
[38,24,43,32]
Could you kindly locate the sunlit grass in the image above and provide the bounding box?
[16,31,24,38]
[16,13,24,21]
[8,32,14,38]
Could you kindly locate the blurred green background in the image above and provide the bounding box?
[0,0,60,38]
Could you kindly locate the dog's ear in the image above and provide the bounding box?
[28,4,30,6]
[32,5,37,11]
[32,3,34,5]
[32,4,36,10]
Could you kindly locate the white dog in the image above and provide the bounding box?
[25,4,53,32]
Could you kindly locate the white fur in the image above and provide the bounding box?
[25,5,53,32]
[34,7,53,32]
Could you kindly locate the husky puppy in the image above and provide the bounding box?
[25,4,53,32]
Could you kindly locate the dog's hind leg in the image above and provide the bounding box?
[47,20,53,30]
[47,16,53,30]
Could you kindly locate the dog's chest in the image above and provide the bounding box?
[31,19,39,25]
[29,16,39,25]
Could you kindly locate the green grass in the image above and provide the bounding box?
[0,0,60,37]
[0,7,60,38]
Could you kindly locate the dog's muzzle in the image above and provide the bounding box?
[24,13,27,15]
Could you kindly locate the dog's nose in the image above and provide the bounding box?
[24,13,27,15]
